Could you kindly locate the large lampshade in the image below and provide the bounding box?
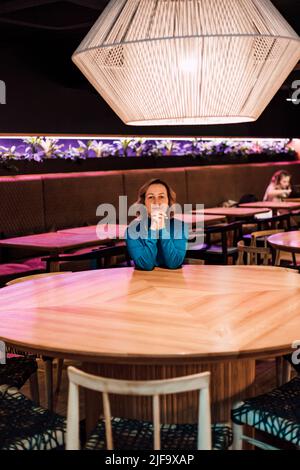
[72,0,300,126]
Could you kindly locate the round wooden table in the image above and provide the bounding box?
[268,230,300,255]
[0,266,299,430]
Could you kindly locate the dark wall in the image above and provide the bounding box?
[0,26,299,138]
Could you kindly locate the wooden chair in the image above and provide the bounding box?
[0,355,39,405]
[255,212,292,232]
[66,366,222,450]
[6,272,70,411]
[0,385,65,450]
[242,218,288,246]
[250,229,287,266]
[232,377,300,450]
[237,241,270,266]
[251,228,298,268]
[187,222,242,265]
[250,229,284,248]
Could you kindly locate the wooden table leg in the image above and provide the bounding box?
[276,356,291,386]
[49,261,60,273]
[275,250,281,266]
[82,359,256,436]
[42,356,54,411]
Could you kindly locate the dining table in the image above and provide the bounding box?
[0,265,299,433]
[174,213,226,226]
[268,230,300,265]
[239,201,300,214]
[58,223,128,238]
[0,224,127,272]
[192,207,270,221]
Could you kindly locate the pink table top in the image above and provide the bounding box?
[193,207,270,218]
[0,225,124,253]
[174,214,226,225]
[239,201,300,210]
[268,231,300,254]
[58,224,128,239]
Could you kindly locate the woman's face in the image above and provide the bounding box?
[279,176,291,189]
[145,184,169,215]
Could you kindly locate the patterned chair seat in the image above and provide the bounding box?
[0,386,66,450]
[232,376,300,447]
[0,355,37,389]
[85,417,232,450]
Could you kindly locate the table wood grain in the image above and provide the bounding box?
[0,265,298,361]
[1,265,298,425]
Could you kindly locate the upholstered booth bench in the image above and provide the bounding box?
[1,161,300,285]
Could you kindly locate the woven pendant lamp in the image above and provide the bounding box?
[72,0,300,126]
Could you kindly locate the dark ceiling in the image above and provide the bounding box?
[0,0,299,137]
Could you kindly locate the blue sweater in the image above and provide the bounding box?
[126,217,188,271]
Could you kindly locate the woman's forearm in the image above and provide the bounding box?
[159,228,187,269]
[126,233,158,271]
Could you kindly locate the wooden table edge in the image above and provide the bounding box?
[268,239,300,254]
[0,238,109,252]
[0,338,294,364]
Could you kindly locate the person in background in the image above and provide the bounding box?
[126,179,188,271]
[263,170,292,202]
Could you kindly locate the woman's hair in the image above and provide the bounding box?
[270,170,291,187]
[136,178,176,207]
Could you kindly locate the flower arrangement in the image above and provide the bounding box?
[0,137,296,166]
[23,137,64,161]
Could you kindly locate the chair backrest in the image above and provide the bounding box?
[66,366,211,451]
[5,272,69,286]
[237,241,270,265]
[205,221,242,235]
[250,229,284,248]
[256,213,291,231]
[205,222,243,254]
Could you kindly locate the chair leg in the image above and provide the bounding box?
[275,250,281,266]
[43,356,54,411]
[29,371,40,405]
[232,422,244,450]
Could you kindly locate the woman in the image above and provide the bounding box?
[126,179,188,270]
[263,170,292,202]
